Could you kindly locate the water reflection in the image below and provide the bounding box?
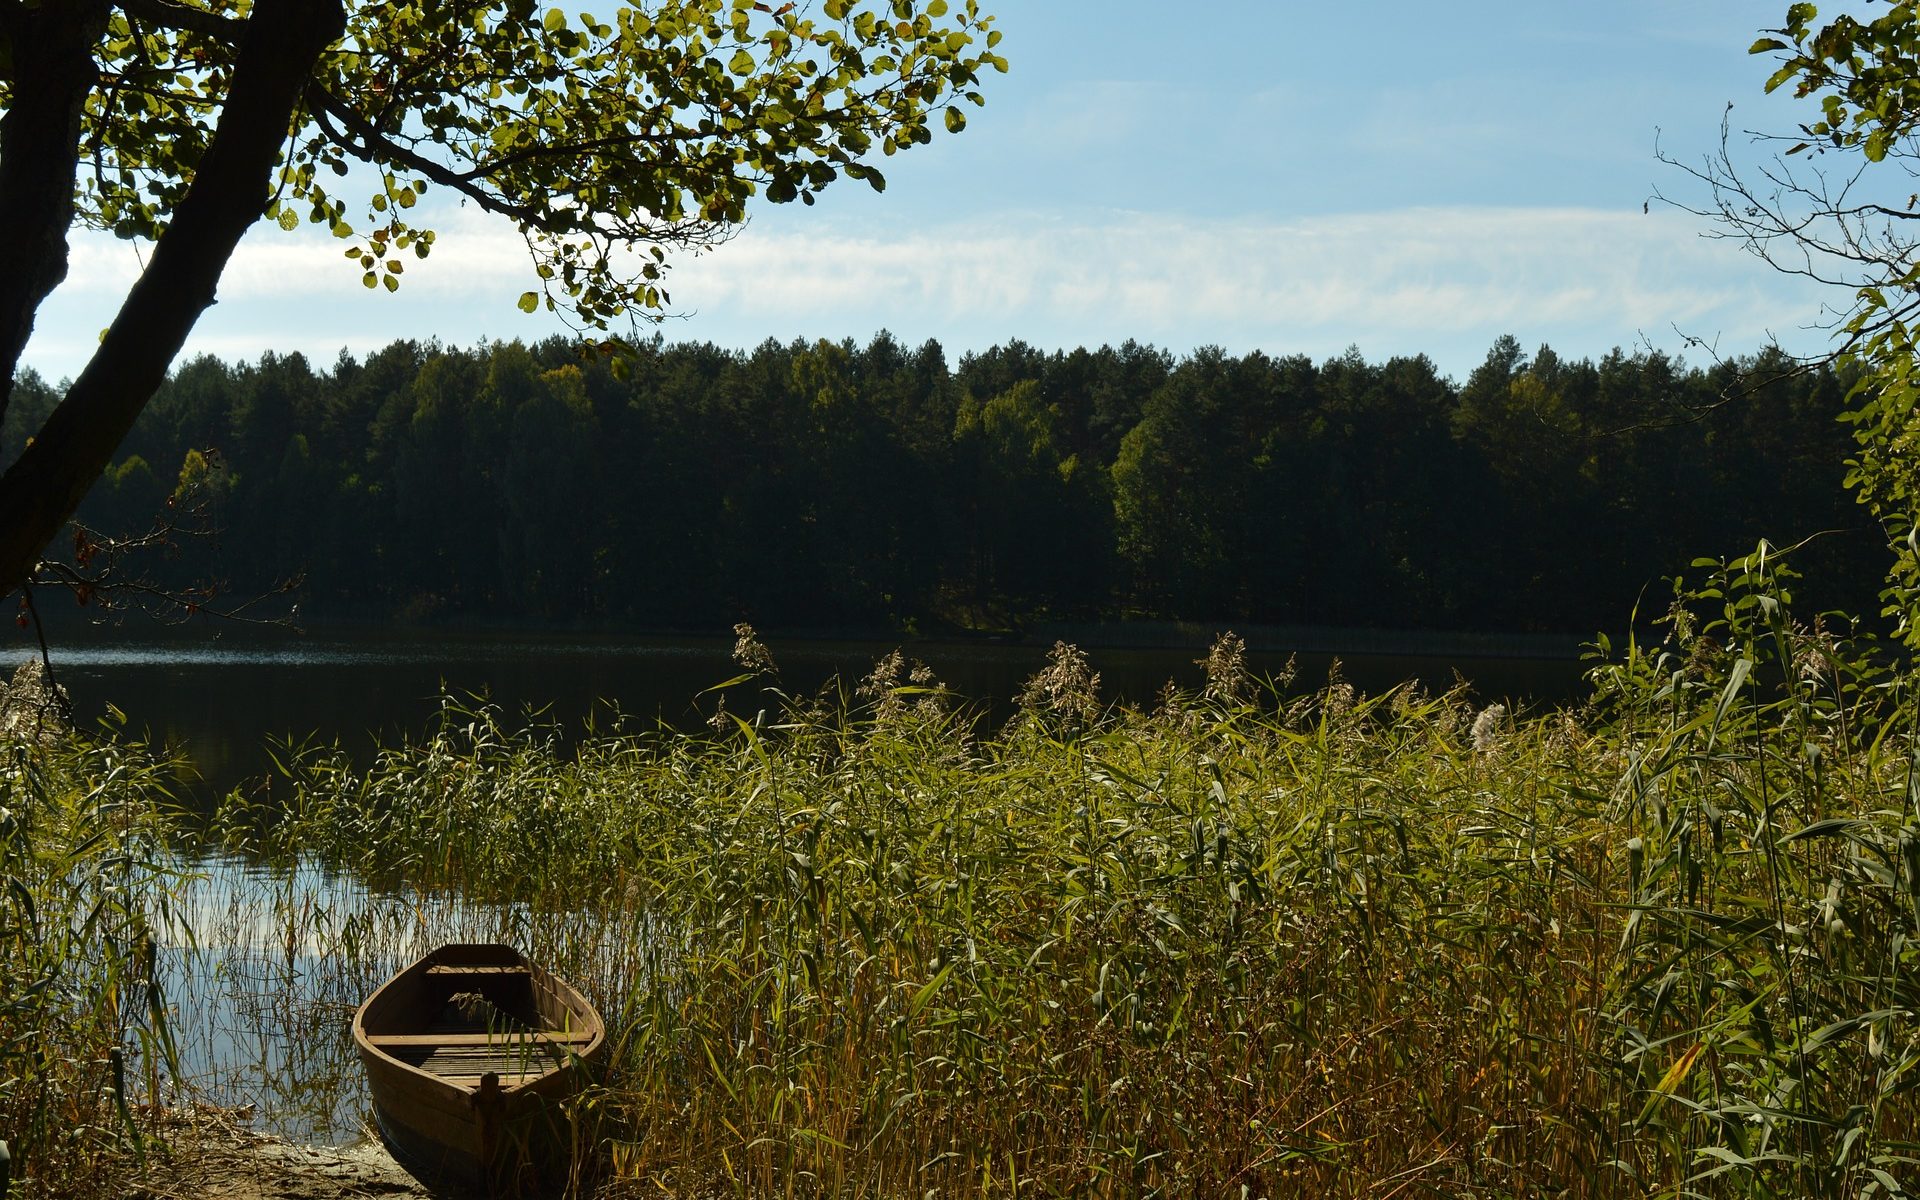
[157,853,642,1147]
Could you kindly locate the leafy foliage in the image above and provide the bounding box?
[1685,5,1920,644]
[68,0,1004,326]
[0,0,1003,605]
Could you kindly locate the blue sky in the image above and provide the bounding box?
[23,1,1836,383]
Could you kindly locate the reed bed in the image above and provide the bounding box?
[0,733,182,1199]
[204,558,1920,1198]
[5,547,1920,1197]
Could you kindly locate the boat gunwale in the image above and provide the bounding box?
[351,944,607,1102]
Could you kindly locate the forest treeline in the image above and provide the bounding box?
[3,332,1882,634]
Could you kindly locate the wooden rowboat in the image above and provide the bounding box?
[352,944,606,1191]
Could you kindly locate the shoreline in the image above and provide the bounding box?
[6,613,1595,664]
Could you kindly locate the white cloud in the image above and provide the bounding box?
[23,202,1831,383]
[54,206,531,301]
[672,205,1829,356]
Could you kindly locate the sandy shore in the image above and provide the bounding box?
[131,1109,433,1200]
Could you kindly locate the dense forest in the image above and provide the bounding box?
[2,333,1880,634]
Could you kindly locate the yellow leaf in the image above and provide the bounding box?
[1654,1042,1703,1095]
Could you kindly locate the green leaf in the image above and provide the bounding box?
[66,0,1002,340]
[1782,817,1874,842]
[697,672,758,695]
[1708,657,1753,745]
[517,291,540,312]
[944,106,965,133]
[910,960,958,1016]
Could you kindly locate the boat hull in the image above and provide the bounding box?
[352,944,606,1191]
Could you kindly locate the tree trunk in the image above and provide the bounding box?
[0,0,110,441]
[0,0,345,598]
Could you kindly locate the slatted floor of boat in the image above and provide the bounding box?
[371,1021,587,1085]
[400,1039,568,1083]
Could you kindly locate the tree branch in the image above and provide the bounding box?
[458,126,685,181]
[309,86,565,233]
[0,0,345,598]
[115,0,244,42]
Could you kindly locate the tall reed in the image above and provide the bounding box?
[0,730,181,1198]
[209,600,1918,1198]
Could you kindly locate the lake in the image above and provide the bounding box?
[1,622,1590,798]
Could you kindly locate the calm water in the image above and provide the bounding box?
[4,623,1589,799]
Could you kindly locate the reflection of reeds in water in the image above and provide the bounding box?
[154,852,635,1146]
